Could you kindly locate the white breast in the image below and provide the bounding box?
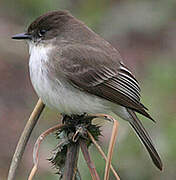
[29,43,55,106]
[28,42,112,115]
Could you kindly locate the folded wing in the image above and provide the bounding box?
[57,45,153,120]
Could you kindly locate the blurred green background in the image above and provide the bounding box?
[1,0,176,179]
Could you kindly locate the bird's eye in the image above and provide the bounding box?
[38,29,47,37]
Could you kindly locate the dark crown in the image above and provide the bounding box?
[27,10,72,33]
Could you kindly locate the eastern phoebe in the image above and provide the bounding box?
[12,10,162,170]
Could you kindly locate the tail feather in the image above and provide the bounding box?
[127,109,163,171]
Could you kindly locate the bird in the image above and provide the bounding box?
[12,10,163,170]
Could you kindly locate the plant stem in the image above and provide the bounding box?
[104,120,118,180]
[63,142,80,180]
[28,124,65,180]
[8,99,45,180]
[80,140,100,180]
[87,131,120,180]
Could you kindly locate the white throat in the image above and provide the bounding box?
[28,41,53,58]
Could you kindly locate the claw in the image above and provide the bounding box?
[72,125,87,142]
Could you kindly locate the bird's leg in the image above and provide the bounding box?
[72,125,87,142]
[61,113,70,124]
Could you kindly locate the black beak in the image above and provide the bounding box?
[12,33,32,40]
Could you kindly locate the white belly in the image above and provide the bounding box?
[28,43,111,115]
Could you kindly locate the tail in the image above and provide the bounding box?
[127,108,163,170]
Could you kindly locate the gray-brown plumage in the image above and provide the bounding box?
[58,45,153,120]
[12,10,163,170]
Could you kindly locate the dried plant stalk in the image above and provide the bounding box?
[80,140,100,180]
[63,142,80,180]
[8,98,45,180]
[28,124,65,180]
[87,131,120,180]
[104,120,119,180]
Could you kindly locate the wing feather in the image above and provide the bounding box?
[57,45,153,120]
